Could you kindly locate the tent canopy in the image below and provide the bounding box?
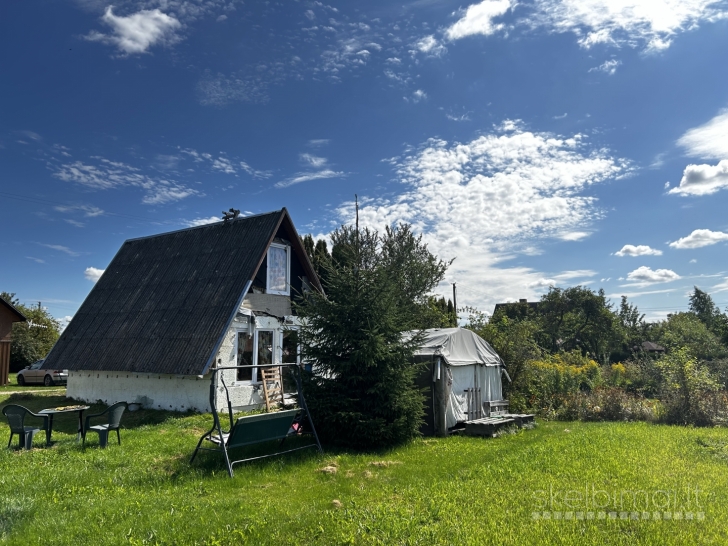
[411,328,503,367]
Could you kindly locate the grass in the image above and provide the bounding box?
[2,392,728,545]
[0,373,66,393]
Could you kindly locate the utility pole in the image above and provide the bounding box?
[38,301,41,310]
[452,283,457,324]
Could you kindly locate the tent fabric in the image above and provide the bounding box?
[446,366,502,427]
[412,328,503,367]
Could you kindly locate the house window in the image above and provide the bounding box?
[267,244,289,295]
[281,329,299,365]
[236,329,275,382]
[236,331,254,381]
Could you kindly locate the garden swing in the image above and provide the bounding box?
[190,363,323,477]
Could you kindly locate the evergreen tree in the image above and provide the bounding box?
[296,223,448,449]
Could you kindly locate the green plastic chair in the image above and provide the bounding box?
[3,404,50,450]
[83,402,127,448]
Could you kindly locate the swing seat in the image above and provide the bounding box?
[208,409,298,449]
[190,363,323,478]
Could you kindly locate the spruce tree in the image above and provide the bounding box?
[296,223,448,449]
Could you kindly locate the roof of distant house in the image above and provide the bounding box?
[42,209,318,376]
[0,297,26,322]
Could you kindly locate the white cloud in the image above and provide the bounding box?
[84,267,105,283]
[85,7,182,56]
[54,204,105,217]
[559,231,590,241]
[26,256,46,264]
[625,266,680,285]
[300,154,328,168]
[275,169,344,188]
[669,160,728,196]
[668,229,728,249]
[615,244,663,257]
[523,0,728,52]
[677,109,728,160]
[414,35,447,56]
[589,59,621,75]
[212,157,236,174]
[713,277,728,292]
[446,0,514,40]
[185,216,222,227]
[39,244,81,257]
[239,161,272,179]
[53,158,199,205]
[335,121,629,312]
[410,89,427,103]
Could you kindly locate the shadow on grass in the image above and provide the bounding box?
[188,434,324,476]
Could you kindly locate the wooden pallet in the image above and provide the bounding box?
[463,416,516,437]
[463,413,535,437]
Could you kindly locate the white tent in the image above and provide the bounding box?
[411,328,507,433]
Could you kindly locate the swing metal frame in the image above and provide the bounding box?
[190,363,322,477]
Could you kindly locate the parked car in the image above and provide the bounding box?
[16,360,68,387]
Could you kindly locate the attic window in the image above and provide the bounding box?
[267,243,290,295]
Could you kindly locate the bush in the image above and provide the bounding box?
[522,351,602,413]
[656,347,720,425]
[553,388,659,422]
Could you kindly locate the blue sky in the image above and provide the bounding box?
[2,0,728,326]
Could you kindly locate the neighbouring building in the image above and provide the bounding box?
[0,298,26,386]
[42,208,321,412]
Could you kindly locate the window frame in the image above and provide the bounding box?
[235,328,277,384]
[266,243,290,296]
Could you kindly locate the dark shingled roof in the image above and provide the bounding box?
[43,209,315,376]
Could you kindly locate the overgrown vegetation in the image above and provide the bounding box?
[3,392,728,545]
[468,285,728,426]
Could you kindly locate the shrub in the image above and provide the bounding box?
[522,351,602,413]
[656,347,722,426]
[553,388,659,422]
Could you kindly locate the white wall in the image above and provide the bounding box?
[66,312,301,413]
[67,370,211,412]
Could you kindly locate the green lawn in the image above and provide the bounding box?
[2,392,728,545]
[0,373,66,393]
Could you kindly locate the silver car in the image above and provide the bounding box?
[16,360,67,387]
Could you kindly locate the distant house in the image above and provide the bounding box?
[0,298,26,386]
[42,209,321,412]
[633,341,665,354]
[492,298,540,320]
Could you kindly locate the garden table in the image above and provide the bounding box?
[38,405,90,445]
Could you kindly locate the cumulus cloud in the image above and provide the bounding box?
[615,244,663,257]
[668,160,728,196]
[414,35,446,56]
[677,109,728,160]
[522,0,728,52]
[85,7,182,55]
[84,267,105,283]
[668,229,728,249]
[446,0,514,40]
[335,121,630,311]
[625,266,681,285]
[53,157,199,205]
